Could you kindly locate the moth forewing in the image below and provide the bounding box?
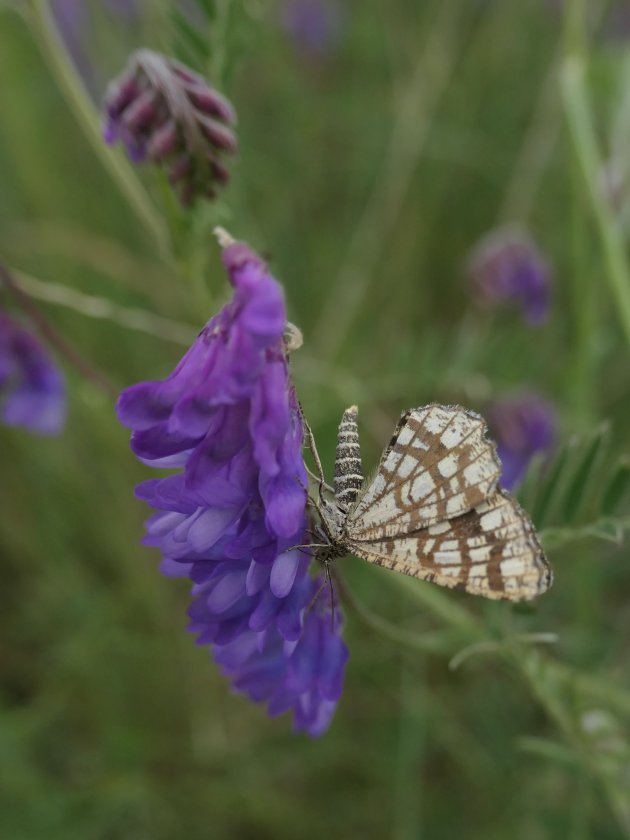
[347,404,503,539]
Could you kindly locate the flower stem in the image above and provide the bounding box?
[24,0,169,256]
[335,570,457,655]
[12,268,197,346]
[0,264,117,397]
[381,571,482,636]
[561,3,630,354]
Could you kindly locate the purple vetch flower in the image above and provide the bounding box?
[117,234,348,736]
[103,49,237,205]
[213,577,349,737]
[0,312,66,435]
[488,392,557,491]
[467,225,552,326]
[281,0,344,56]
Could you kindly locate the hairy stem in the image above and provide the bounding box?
[1,264,117,397]
[561,46,630,353]
[24,0,169,255]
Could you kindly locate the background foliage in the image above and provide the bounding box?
[2,1,630,838]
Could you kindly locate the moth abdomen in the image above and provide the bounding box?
[335,405,364,511]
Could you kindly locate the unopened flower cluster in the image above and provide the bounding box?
[103,49,237,205]
[117,239,348,736]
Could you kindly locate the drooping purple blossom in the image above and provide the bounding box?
[213,577,348,737]
[117,235,348,736]
[103,50,237,205]
[467,226,552,326]
[0,311,66,436]
[488,392,557,491]
[281,0,344,56]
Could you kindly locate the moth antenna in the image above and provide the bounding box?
[305,464,334,494]
[301,412,328,503]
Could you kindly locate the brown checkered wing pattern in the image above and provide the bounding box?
[347,405,502,540]
[347,489,552,601]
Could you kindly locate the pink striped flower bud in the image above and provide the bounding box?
[103,49,237,206]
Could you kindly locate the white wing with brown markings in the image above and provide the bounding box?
[346,489,552,601]
[347,405,502,539]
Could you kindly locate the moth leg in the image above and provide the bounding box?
[305,576,330,615]
[324,559,336,631]
[284,542,330,552]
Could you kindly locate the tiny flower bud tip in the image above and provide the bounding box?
[284,322,304,353]
[213,226,236,248]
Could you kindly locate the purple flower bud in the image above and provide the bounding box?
[468,226,552,326]
[147,120,179,161]
[487,392,557,491]
[102,49,238,206]
[0,311,66,436]
[117,236,348,736]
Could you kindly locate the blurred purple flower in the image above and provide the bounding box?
[282,0,344,56]
[468,226,552,326]
[103,49,237,206]
[117,235,348,736]
[488,392,557,491]
[0,312,66,436]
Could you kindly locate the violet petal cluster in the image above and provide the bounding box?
[0,312,66,436]
[213,576,348,736]
[488,392,557,491]
[468,225,551,326]
[103,49,237,206]
[117,238,348,736]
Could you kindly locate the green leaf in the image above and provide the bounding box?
[602,457,630,515]
[529,438,577,529]
[196,0,217,20]
[517,736,579,767]
[561,423,609,523]
[540,515,630,549]
[170,9,210,69]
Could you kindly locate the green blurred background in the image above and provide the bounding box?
[2,1,630,837]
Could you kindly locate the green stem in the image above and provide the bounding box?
[381,571,482,636]
[338,577,456,655]
[24,0,169,255]
[208,0,233,86]
[569,148,597,428]
[561,54,630,353]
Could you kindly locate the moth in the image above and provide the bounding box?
[305,404,552,601]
